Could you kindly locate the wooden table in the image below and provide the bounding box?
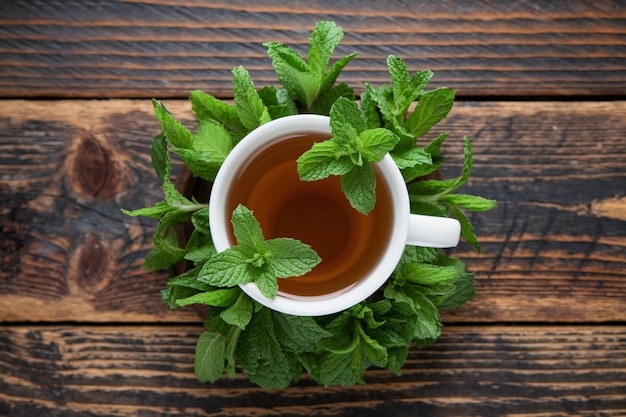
[1,1,625,415]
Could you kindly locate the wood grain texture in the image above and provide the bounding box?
[1,325,625,416]
[1,99,625,323]
[0,0,625,99]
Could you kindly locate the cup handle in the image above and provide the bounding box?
[407,214,461,248]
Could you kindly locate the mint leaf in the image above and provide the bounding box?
[387,55,433,121]
[401,263,461,286]
[265,21,356,111]
[359,128,400,163]
[404,87,455,138]
[441,194,498,211]
[438,273,476,310]
[175,288,240,308]
[152,99,193,149]
[194,119,233,164]
[190,90,248,143]
[265,238,321,278]
[231,204,267,254]
[220,291,253,329]
[330,96,366,135]
[308,20,344,78]
[401,132,448,182]
[232,65,271,130]
[198,247,255,287]
[237,307,293,389]
[297,140,353,181]
[297,98,398,214]
[273,313,332,352]
[151,132,169,180]
[254,268,281,299]
[341,163,376,214]
[391,146,432,170]
[447,204,482,252]
[195,331,227,383]
[198,205,320,299]
[257,85,298,119]
[264,41,319,109]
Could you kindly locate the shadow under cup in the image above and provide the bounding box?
[209,115,409,316]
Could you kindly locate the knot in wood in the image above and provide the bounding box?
[68,132,122,199]
[75,234,111,296]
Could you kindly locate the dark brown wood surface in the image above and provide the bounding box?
[1,1,625,416]
[0,0,625,98]
[2,325,625,416]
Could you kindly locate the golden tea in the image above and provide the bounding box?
[225,132,394,296]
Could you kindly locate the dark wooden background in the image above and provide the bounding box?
[1,1,625,416]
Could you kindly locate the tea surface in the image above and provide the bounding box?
[225,133,394,296]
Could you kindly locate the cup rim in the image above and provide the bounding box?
[209,114,410,316]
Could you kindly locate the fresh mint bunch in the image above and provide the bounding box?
[198,204,321,299]
[264,20,357,113]
[122,20,495,389]
[297,97,400,214]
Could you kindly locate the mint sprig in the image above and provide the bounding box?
[297,97,400,214]
[122,20,495,389]
[198,204,321,299]
[265,21,357,112]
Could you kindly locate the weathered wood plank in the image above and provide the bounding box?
[1,325,624,416]
[0,0,624,98]
[1,100,625,323]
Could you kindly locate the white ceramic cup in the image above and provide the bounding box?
[209,114,461,316]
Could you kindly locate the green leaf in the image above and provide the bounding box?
[152,210,190,260]
[152,99,193,149]
[257,85,298,119]
[387,55,433,118]
[438,273,476,310]
[411,290,442,343]
[405,87,455,138]
[232,65,272,130]
[264,41,318,109]
[319,53,357,95]
[231,204,267,254]
[401,263,461,286]
[297,140,353,181]
[360,89,382,129]
[175,288,240,308]
[273,313,332,352]
[190,90,248,142]
[151,132,169,180]
[237,308,293,389]
[330,97,365,135]
[121,201,173,219]
[309,82,355,116]
[340,163,376,215]
[194,119,233,163]
[359,128,400,163]
[318,351,363,386]
[144,245,182,271]
[265,238,321,278]
[254,267,281,299]
[195,331,227,383]
[308,21,344,78]
[447,204,482,252]
[391,146,432,170]
[198,247,255,287]
[220,291,253,329]
[441,194,497,212]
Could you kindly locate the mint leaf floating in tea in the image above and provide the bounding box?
[198,204,322,299]
[297,97,400,214]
